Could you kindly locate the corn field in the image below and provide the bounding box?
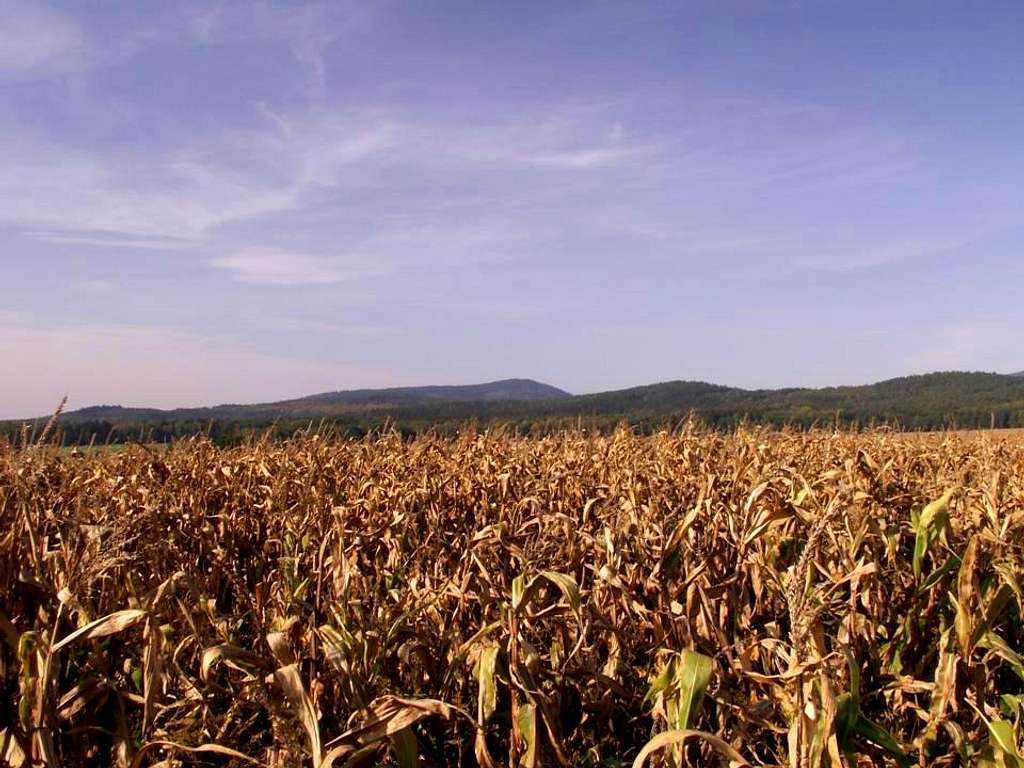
[2,425,1024,767]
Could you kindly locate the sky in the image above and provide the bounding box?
[2,0,1023,417]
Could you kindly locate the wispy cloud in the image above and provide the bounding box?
[0,117,395,240]
[422,115,650,171]
[1,83,1003,291]
[0,97,643,255]
[21,231,189,250]
[526,146,641,170]
[181,1,370,94]
[211,248,385,285]
[208,216,526,285]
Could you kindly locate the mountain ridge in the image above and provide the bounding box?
[9,371,1024,442]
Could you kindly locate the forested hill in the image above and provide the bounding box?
[50,378,571,422]
[573,371,1024,417]
[8,371,1024,445]
[357,371,1024,432]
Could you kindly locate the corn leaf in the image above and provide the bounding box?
[675,650,713,729]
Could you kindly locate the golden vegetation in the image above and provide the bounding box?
[2,425,1024,767]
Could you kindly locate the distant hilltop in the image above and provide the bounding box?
[297,378,572,406]
[53,378,573,423]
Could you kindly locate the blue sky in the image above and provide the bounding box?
[2,1,1022,416]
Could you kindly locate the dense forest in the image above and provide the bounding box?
[5,371,1024,446]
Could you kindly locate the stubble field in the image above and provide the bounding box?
[2,426,1023,767]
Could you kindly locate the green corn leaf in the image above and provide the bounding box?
[517,702,538,768]
[513,572,583,629]
[844,647,860,710]
[390,726,418,768]
[475,645,500,723]
[511,574,526,611]
[913,488,954,579]
[987,718,1024,767]
[675,650,713,729]
[539,571,582,626]
[917,553,961,595]
[836,692,857,749]
[1001,695,1024,720]
[996,562,1024,615]
[836,647,861,748]
[979,632,1024,680]
[853,717,911,767]
[912,530,929,581]
[973,584,1014,650]
[644,655,676,705]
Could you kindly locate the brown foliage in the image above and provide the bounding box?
[2,425,1024,766]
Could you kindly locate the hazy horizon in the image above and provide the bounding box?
[3,1,1023,418]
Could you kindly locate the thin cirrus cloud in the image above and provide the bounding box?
[529,146,639,170]
[20,231,189,250]
[0,0,359,83]
[0,116,400,242]
[0,109,635,248]
[181,0,371,92]
[0,141,291,241]
[211,249,377,286]
[209,217,529,286]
